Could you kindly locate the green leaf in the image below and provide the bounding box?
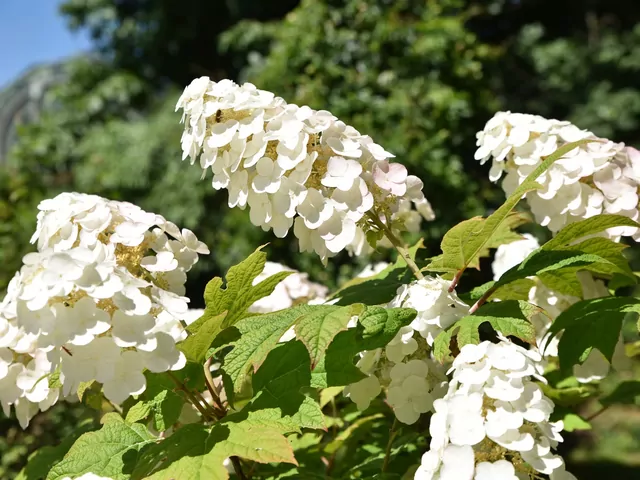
[464,278,536,303]
[330,239,425,305]
[132,421,297,480]
[222,304,333,393]
[47,413,155,480]
[457,212,531,270]
[295,304,365,368]
[496,246,632,291]
[429,141,591,274]
[323,414,384,455]
[179,311,228,364]
[314,307,417,387]
[331,266,415,305]
[560,413,592,432]
[541,237,633,293]
[358,306,417,340]
[319,386,344,408]
[537,269,584,297]
[230,340,325,432]
[16,420,95,480]
[547,297,640,373]
[432,216,485,271]
[125,401,152,424]
[47,368,62,389]
[125,373,185,431]
[180,247,295,365]
[77,380,104,411]
[77,381,95,402]
[433,301,539,362]
[205,245,294,328]
[540,382,597,407]
[543,214,640,250]
[600,381,640,406]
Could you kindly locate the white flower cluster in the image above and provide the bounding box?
[492,235,626,383]
[416,339,575,480]
[389,276,468,347]
[476,111,640,239]
[345,276,466,424]
[176,77,433,261]
[0,192,208,427]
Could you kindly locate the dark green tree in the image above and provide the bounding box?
[222,0,503,243]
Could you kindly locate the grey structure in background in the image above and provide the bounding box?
[0,61,67,164]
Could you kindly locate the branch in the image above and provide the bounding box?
[166,371,214,421]
[204,357,227,417]
[382,418,399,473]
[586,404,611,422]
[231,456,247,480]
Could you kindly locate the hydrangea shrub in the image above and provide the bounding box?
[2,78,640,480]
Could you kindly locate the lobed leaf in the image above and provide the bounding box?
[429,140,592,275]
[313,307,417,387]
[543,214,640,250]
[540,382,598,407]
[16,420,95,480]
[221,305,335,393]
[295,304,365,368]
[125,373,185,432]
[463,278,536,303]
[547,297,640,373]
[495,245,634,292]
[47,414,155,480]
[179,311,228,364]
[132,420,297,480]
[230,340,325,432]
[205,245,294,328]
[433,301,539,362]
[180,247,295,365]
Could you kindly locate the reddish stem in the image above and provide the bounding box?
[469,285,497,314]
[449,269,464,292]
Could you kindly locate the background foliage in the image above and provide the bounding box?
[1,0,640,478]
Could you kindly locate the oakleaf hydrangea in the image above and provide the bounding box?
[415,338,576,480]
[476,111,640,239]
[492,234,627,383]
[176,77,434,261]
[344,276,466,424]
[0,192,208,426]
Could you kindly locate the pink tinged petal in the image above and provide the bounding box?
[386,163,408,183]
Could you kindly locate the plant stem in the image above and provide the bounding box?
[231,456,247,480]
[193,388,222,420]
[382,418,399,473]
[367,212,424,281]
[204,357,227,415]
[166,371,213,421]
[449,269,464,292]
[469,285,497,314]
[586,404,611,422]
[107,399,123,414]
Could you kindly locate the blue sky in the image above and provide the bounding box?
[0,0,91,89]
